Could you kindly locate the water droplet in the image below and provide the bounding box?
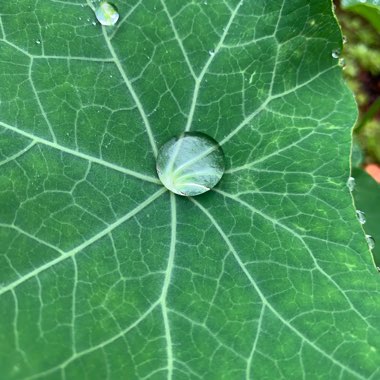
[343,35,348,44]
[356,210,366,224]
[92,21,97,26]
[208,50,215,56]
[347,176,355,191]
[35,39,41,45]
[339,58,346,69]
[156,132,225,196]
[95,2,119,26]
[332,49,341,59]
[365,235,375,250]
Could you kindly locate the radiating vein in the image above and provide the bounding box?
[159,0,196,80]
[0,121,160,184]
[0,188,166,296]
[213,189,373,331]
[184,0,244,131]
[246,305,265,379]
[160,192,176,380]
[85,0,158,157]
[226,130,315,173]
[191,199,366,380]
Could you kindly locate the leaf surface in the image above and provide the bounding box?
[0,1,380,379]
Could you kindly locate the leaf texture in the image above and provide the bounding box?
[0,0,379,379]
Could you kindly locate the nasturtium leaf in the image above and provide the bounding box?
[1,0,380,379]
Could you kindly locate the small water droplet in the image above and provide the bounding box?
[156,132,225,196]
[356,210,366,224]
[95,2,119,26]
[343,35,348,44]
[332,49,341,59]
[365,235,375,250]
[347,176,355,191]
[339,58,346,69]
[208,50,215,56]
[92,21,97,26]
[35,39,41,45]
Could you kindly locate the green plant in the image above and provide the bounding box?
[0,1,379,379]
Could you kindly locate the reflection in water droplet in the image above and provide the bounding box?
[95,2,119,26]
[366,235,375,250]
[356,210,366,224]
[156,132,225,196]
[332,49,341,59]
[347,176,355,191]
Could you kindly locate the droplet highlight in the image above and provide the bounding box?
[156,132,225,196]
[332,49,341,59]
[366,235,375,250]
[347,176,355,192]
[356,210,366,225]
[95,2,119,26]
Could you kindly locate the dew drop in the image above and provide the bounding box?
[332,48,341,59]
[208,50,215,56]
[339,58,346,69]
[366,235,375,250]
[343,35,348,44]
[356,210,366,224]
[156,132,225,196]
[35,39,41,45]
[347,176,355,191]
[95,2,119,26]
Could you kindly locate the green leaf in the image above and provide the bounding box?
[352,168,380,267]
[0,0,379,379]
[342,0,380,32]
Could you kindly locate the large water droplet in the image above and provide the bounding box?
[356,210,366,224]
[347,176,355,191]
[156,132,225,196]
[366,235,375,250]
[95,2,119,26]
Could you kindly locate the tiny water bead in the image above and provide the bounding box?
[347,176,356,191]
[356,210,366,225]
[332,48,341,59]
[95,2,119,26]
[156,132,225,196]
[366,235,375,250]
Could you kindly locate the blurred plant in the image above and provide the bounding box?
[336,0,380,164]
